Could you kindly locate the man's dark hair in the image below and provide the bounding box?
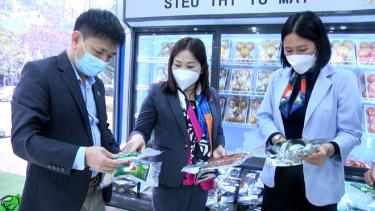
[280,11,331,70]
[74,9,125,45]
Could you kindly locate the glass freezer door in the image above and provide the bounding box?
[132,34,213,128]
[219,33,281,155]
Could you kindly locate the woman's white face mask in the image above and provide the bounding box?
[283,32,317,74]
[172,50,202,90]
[286,54,316,74]
[172,68,200,91]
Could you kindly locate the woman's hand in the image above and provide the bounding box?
[299,143,334,166]
[123,134,146,153]
[213,145,227,159]
[364,166,375,187]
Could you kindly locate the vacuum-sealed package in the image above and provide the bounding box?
[181,152,251,175]
[265,139,325,166]
[98,148,162,190]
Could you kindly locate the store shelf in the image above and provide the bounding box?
[137,56,169,64]
[362,97,375,105]
[219,90,265,98]
[136,85,149,91]
[221,58,281,68]
[222,121,256,128]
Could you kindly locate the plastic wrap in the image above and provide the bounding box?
[265,139,324,166]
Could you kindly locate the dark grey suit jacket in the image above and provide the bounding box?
[131,82,225,187]
[11,51,120,211]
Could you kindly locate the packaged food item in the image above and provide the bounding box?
[345,159,370,168]
[220,97,226,117]
[181,152,251,175]
[229,69,252,93]
[359,73,368,98]
[366,73,375,98]
[219,68,229,90]
[235,41,255,61]
[330,39,356,65]
[260,40,280,64]
[357,41,375,65]
[265,139,324,166]
[350,183,375,197]
[224,97,249,123]
[247,99,262,125]
[255,71,272,94]
[154,66,168,83]
[158,42,175,57]
[365,106,375,133]
[221,39,231,60]
[99,148,162,189]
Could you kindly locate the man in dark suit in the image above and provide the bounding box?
[11,9,125,211]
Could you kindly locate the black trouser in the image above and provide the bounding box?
[261,165,337,211]
[153,184,208,211]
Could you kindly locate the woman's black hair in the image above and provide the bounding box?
[164,37,211,98]
[280,11,331,70]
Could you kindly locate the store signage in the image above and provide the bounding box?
[125,0,375,19]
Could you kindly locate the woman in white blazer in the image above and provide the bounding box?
[257,11,363,210]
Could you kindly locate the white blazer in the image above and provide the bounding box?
[256,65,363,206]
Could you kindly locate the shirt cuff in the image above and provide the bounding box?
[72,147,86,170]
[267,132,281,145]
[328,141,340,157]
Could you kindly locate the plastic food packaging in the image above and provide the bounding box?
[265,139,324,166]
[181,152,251,175]
[98,148,162,189]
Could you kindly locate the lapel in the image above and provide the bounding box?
[304,65,335,127]
[166,93,189,141]
[92,81,105,133]
[208,93,218,140]
[274,68,291,135]
[57,51,93,145]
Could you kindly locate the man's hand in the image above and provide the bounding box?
[85,146,124,173]
[124,134,146,153]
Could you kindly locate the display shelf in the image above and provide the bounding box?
[136,85,149,91]
[222,121,257,129]
[219,90,265,98]
[137,56,169,64]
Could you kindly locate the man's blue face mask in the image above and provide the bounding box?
[75,35,107,77]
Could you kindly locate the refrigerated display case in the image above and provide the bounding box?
[131,34,213,127]
[116,2,375,209]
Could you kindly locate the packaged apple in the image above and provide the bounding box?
[158,42,175,57]
[224,97,249,123]
[357,41,375,65]
[98,148,162,189]
[330,39,356,65]
[259,39,280,65]
[255,71,273,94]
[365,72,375,98]
[359,73,367,98]
[220,97,226,118]
[219,68,229,90]
[364,105,375,134]
[247,99,262,125]
[221,39,232,60]
[229,69,252,93]
[235,41,256,62]
[154,66,168,83]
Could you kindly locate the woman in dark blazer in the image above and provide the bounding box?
[124,37,226,211]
